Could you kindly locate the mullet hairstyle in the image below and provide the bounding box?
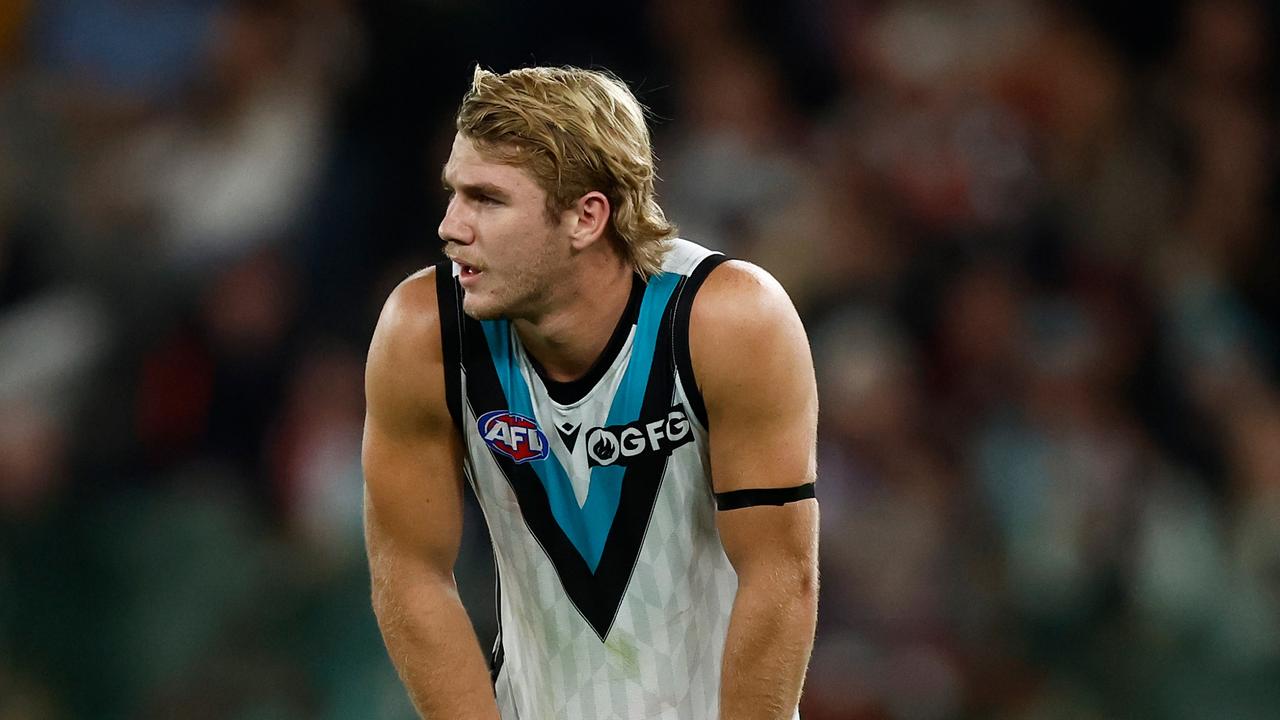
[455,65,676,277]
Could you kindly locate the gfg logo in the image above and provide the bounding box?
[478,410,550,464]
[586,405,693,467]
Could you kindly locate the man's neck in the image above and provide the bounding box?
[513,257,635,383]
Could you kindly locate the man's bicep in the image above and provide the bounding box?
[362,270,466,579]
[707,344,818,579]
[691,262,818,574]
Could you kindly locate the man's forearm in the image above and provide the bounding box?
[373,574,501,720]
[719,572,818,719]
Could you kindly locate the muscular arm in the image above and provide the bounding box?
[363,268,500,720]
[691,261,820,720]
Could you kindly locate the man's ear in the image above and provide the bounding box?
[565,191,611,251]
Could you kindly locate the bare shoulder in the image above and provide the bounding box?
[366,265,449,431]
[689,259,810,368]
[372,266,442,353]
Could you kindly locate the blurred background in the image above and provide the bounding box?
[1,0,1278,718]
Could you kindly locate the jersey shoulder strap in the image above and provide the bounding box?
[434,261,464,432]
[663,241,729,429]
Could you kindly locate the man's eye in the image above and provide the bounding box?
[477,195,501,206]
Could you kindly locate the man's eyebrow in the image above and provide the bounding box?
[448,178,512,198]
[441,172,510,200]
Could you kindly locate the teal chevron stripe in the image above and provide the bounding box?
[479,272,680,572]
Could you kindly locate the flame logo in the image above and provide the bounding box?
[586,428,620,466]
[592,434,616,458]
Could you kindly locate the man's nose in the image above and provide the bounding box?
[438,196,473,245]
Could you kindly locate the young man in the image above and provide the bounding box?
[362,66,819,719]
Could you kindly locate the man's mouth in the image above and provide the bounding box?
[457,262,484,284]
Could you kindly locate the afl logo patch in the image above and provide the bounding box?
[477,410,549,464]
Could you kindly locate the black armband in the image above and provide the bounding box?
[714,482,816,511]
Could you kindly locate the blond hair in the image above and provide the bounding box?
[455,65,676,277]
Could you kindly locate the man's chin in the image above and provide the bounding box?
[461,294,505,321]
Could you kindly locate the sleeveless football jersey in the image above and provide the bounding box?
[435,239,792,720]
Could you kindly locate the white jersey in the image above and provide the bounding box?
[435,240,789,719]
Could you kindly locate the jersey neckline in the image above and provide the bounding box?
[525,273,645,405]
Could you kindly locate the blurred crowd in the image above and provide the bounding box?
[1,0,1277,718]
